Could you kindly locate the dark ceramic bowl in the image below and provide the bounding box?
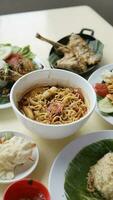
[49,28,103,78]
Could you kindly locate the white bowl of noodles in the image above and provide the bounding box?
[10,69,96,139]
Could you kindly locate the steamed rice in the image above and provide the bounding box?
[87,152,113,200]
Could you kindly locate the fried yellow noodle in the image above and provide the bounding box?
[19,86,88,124]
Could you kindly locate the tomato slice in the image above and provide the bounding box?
[94,83,108,97]
[5,53,22,66]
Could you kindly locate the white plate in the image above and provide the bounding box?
[0,57,45,110]
[88,63,113,125]
[49,130,113,200]
[0,130,39,184]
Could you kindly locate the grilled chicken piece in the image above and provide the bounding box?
[57,34,100,72]
[36,33,68,51]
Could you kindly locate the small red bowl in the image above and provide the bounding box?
[3,179,51,200]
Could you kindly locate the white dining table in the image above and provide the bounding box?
[0,5,113,199]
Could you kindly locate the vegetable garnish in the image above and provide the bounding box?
[94,83,108,97]
[0,44,39,105]
[94,69,113,115]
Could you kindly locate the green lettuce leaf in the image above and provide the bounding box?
[12,45,35,60]
[0,44,35,60]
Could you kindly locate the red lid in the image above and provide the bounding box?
[3,179,51,200]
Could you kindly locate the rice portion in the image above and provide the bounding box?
[87,152,113,200]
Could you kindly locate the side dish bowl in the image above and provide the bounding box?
[88,63,113,125]
[10,69,96,139]
[0,130,39,184]
[3,179,51,200]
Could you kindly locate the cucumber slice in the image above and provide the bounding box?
[98,97,113,113]
[0,46,12,60]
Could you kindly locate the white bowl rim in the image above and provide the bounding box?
[10,69,96,127]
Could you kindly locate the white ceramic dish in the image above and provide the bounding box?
[0,57,44,110]
[48,130,113,200]
[0,101,11,110]
[88,63,113,125]
[10,69,96,139]
[0,130,39,184]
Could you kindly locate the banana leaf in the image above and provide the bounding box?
[64,139,113,200]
